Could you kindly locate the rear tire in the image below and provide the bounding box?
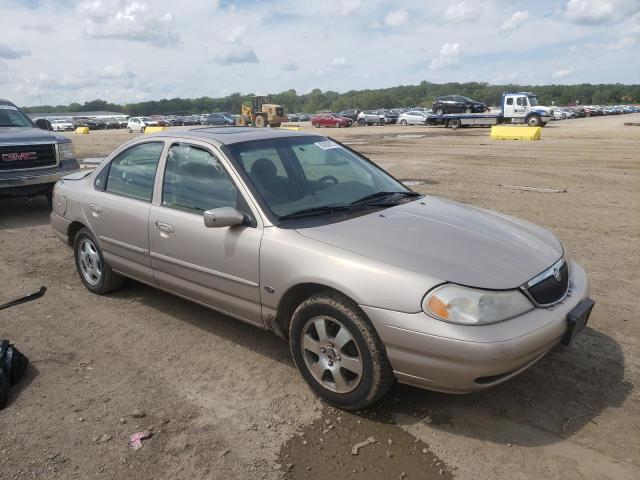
[358,118,366,126]
[127,127,132,133]
[335,122,341,128]
[289,291,394,410]
[254,115,266,128]
[435,107,444,116]
[448,118,461,129]
[73,228,124,295]
[465,107,473,113]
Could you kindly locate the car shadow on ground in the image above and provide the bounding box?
[374,327,630,446]
[110,280,294,368]
[0,197,51,230]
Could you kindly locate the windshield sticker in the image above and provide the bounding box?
[0,105,19,110]
[314,140,340,150]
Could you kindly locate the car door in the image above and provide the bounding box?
[149,141,264,326]
[84,141,165,284]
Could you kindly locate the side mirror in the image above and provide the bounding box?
[203,207,245,228]
[35,118,52,131]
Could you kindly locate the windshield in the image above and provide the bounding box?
[0,104,34,128]
[226,136,412,220]
[528,96,539,106]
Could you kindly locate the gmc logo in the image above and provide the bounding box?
[1,152,37,162]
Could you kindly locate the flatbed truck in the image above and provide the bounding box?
[427,92,554,129]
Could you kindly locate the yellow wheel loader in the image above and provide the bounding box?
[236,95,287,128]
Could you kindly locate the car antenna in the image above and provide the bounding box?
[36,87,54,140]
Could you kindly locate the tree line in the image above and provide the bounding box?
[23,81,640,116]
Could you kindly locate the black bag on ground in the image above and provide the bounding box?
[0,340,29,409]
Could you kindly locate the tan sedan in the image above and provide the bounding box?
[50,127,593,409]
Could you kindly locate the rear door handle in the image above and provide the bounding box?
[155,221,174,234]
[89,204,102,217]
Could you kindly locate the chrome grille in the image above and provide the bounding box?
[523,260,569,306]
[0,144,57,170]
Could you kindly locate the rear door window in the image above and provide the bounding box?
[162,143,237,213]
[105,142,164,202]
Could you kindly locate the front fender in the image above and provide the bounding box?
[259,227,441,315]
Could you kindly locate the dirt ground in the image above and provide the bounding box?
[1,115,638,479]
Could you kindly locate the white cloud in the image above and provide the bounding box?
[330,57,349,68]
[334,0,361,16]
[384,9,409,27]
[79,1,177,47]
[500,10,530,33]
[280,60,300,71]
[444,2,482,23]
[215,45,258,65]
[552,67,574,79]
[429,43,462,70]
[0,44,30,60]
[563,0,640,25]
[21,21,56,34]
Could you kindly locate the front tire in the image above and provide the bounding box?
[400,119,407,126]
[435,107,444,116]
[527,115,541,127]
[289,292,394,410]
[141,126,146,133]
[74,228,124,294]
[127,127,132,133]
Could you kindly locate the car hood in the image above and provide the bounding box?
[296,197,563,289]
[0,127,67,144]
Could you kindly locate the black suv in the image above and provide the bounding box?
[0,99,79,203]
[432,95,486,115]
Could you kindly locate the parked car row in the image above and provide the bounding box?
[553,104,639,120]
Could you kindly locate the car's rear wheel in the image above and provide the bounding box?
[74,228,124,294]
[289,292,394,410]
[465,107,473,113]
[448,118,461,129]
[435,107,444,115]
[335,122,341,128]
[358,118,366,126]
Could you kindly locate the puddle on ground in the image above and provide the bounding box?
[278,404,452,480]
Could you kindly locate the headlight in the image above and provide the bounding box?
[423,284,533,325]
[58,142,75,161]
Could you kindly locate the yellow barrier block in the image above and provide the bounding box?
[144,126,167,133]
[490,126,541,141]
[280,126,302,131]
[74,127,89,134]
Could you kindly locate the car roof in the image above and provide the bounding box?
[147,126,314,145]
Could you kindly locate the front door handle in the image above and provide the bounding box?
[155,221,174,234]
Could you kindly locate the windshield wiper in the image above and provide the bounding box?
[278,205,355,220]
[350,191,422,205]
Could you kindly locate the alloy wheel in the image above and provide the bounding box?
[78,238,102,286]
[301,316,363,394]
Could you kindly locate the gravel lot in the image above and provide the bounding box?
[1,115,638,479]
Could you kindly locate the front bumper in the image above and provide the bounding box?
[362,261,590,393]
[0,158,81,194]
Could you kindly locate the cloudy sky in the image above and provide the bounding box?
[1,0,639,106]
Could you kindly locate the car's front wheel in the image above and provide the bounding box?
[400,119,407,126]
[74,228,124,294]
[435,107,444,115]
[289,292,394,410]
